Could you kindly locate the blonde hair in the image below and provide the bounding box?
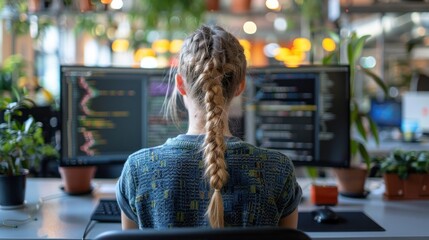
[165,25,246,227]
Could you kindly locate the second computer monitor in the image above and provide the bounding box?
[245,65,350,168]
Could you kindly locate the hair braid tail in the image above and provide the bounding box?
[202,60,228,228]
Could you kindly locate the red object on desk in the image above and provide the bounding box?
[310,184,338,206]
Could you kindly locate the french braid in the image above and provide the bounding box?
[166,25,246,228]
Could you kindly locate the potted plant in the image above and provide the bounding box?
[0,54,26,99]
[323,32,388,197]
[0,96,58,208]
[375,149,429,200]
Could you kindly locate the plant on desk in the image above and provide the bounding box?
[322,32,388,198]
[0,96,58,208]
[374,149,429,200]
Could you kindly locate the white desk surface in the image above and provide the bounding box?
[1,178,429,240]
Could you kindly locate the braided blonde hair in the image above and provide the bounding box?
[165,25,246,227]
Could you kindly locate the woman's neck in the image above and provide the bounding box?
[186,109,233,137]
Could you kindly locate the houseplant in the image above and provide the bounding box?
[375,149,429,200]
[0,95,58,208]
[323,32,388,197]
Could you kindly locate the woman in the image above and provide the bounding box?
[116,25,301,229]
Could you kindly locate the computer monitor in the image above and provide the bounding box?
[244,65,350,168]
[402,91,429,137]
[60,66,179,166]
[369,99,402,129]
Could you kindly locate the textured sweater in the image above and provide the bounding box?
[116,134,302,229]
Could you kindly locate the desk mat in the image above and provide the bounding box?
[298,211,385,232]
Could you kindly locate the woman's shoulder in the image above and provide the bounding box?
[231,140,289,159]
[127,144,166,162]
[126,135,192,161]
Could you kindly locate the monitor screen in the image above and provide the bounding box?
[146,76,188,147]
[369,99,402,129]
[402,92,429,135]
[60,66,174,166]
[244,65,350,168]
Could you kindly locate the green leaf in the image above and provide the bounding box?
[361,68,388,96]
[351,139,358,157]
[352,35,370,63]
[24,117,34,133]
[366,114,379,146]
[306,167,318,180]
[350,101,359,123]
[358,142,370,170]
[355,115,367,141]
[322,52,336,65]
[327,30,340,43]
[347,41,354,67]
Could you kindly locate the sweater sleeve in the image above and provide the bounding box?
[116,157,139,224]
[277,155,302,218]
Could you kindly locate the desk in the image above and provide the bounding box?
[1,178,429,240]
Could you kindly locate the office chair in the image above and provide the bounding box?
[94,227,311,240]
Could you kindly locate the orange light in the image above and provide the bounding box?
[322,38,336,52]
[239,39,251,50]
[284,57,301,67]
[134,48,156,62]
[274,47,290,61]
[169,39,184,54]
[291,49,306,61]
[244,49,251,62]
[112,39,129,52]
[152,39,170,54]
[293,38,311,52]
[100,0,112,4]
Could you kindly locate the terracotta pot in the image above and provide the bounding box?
[206,0,220,11]
[333,168,368,197]
[0,169,29,209]
[230,0,252,13]
[420,174,429,196]
[79,0,93,12]
[28,0,41,12]
[59,166,96,195]
[404,174,422,199]
[384,173,429,200]
[384,173,404,197]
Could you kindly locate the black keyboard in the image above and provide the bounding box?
[91,199,121,222]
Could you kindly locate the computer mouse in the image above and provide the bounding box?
[312,207,340,224]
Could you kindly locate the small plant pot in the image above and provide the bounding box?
[421,175,429,196]
[384,173,429,200]
[0,170,29,209]
[206,0,220,11]
[384,173,404,198]
[59,166,96,195]
[230,0,252,13]
[334,167,368,198]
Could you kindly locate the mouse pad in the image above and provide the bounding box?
[298,211,385,232]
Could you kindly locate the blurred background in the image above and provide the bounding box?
[1,0,428,104]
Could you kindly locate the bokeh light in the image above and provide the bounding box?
[243,21,257,35]
[322,38,336,52]
[112,39,129,52]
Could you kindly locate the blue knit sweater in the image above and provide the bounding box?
[116,134,302,229]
